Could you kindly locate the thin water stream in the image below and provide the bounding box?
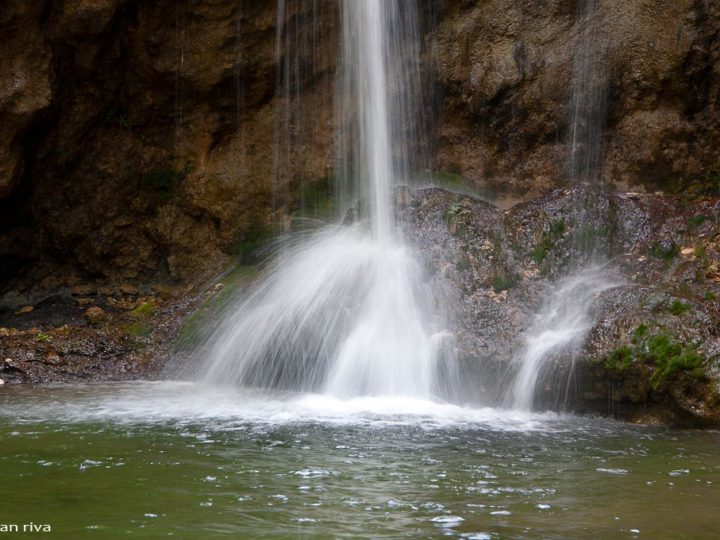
[1,383,719,539]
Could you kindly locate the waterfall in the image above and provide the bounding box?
[196,1,455,400]
[506,268,616,410]
[506,0,615,411]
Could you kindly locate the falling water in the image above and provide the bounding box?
[507,268,617,410]
[507,1,613,410]
[198,1,455,399]
[568,0,607,184]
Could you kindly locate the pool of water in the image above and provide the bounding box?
[0,382,718,539]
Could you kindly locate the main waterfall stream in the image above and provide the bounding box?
[195,0,454,399]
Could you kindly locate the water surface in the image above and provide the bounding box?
[0,382,718,539]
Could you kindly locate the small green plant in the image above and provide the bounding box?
[644,334,705,389]
[694,244,706,258]
[688,215,706,227]
[532,219,565,263]
[706,292,717,301]
[605,325,706,389]
[668,299,691,316]
[447,202,463,216]
[36,332,51,343]
[649,241,679,260]
[605,346,633,372]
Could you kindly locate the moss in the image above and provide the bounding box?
[229,224,276,263]
[129,302,156,317]
[668,299,691,316]
[141,162,194,206]
[605,325,707,390]
[433,170,473,192]
[605,346,633,372]
[176,264,258,350]
[649,241,679,260]
[120,301,157,337]
[298,176,335,220]
[491,272,517,293]
[644,334,705,389]
[688,215,707,227]
[662,171,720,203]
[706,292,717,301]
[694,244,706,258]
[122,320,153,337]
[532,219,565,263]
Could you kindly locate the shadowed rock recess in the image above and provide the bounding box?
[0,1,718,425]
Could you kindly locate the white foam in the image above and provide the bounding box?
[0,381,561,432]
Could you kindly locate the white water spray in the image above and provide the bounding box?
[198,1,455,399]
[507,268,617,410]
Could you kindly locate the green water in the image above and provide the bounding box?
[0,383,718,539]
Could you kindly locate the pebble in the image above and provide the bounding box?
[119,283,139,296]
[0,379,5,385]
[84,306,108,324]
[70,284,95,296]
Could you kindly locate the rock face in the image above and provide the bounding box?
[0,0,337,301]
[400,187,720,426]
[1,1,719,300]
[432,0,720,194]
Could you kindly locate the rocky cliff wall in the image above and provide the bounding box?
[0,0,718,300]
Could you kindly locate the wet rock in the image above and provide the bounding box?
[119,283,139,296]
[400,187,720,424]
[71,284,96,296]
[84,306,108,325]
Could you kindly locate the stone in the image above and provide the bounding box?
[0,379,4,385]
[84,306,108,324]
[45,353,61,365]
[16,306,33,315]
[119,283,139,296]
[70,284,95,296]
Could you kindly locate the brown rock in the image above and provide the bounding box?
[119,283,138,296]
[70,284,95,296]
[16,306,33,315]
[84,306,108,324]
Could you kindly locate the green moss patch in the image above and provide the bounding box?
[605,325,707,390]
[298,176,335,220]
[176,265,258,350]
[668,299,691,316]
